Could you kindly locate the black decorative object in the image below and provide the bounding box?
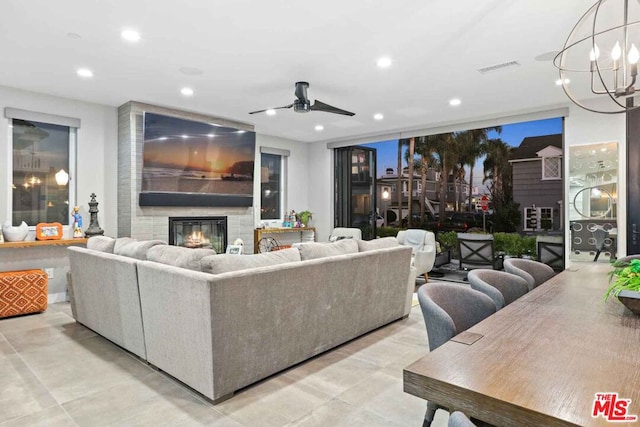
[84,193,104,237]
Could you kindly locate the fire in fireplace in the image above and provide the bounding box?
[168,216,227,254]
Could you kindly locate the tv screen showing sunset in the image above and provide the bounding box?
[141,112,255,196]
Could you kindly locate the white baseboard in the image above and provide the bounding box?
[48,292,68,304]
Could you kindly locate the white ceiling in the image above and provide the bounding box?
[0,0,593,143]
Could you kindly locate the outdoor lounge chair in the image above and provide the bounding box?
[457,233,503,270]
[536,235,564,271]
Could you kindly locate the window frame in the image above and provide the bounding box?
[542,156,562,180]
[259,147,289,222]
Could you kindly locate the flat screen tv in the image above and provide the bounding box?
[139,112,255,207]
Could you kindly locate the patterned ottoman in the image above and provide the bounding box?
[0,269,48,318]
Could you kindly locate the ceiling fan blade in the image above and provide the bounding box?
[248,104,294,115]
[311,100,355,116]
[294,81,310,103]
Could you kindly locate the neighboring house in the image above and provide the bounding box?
[376,167,468,223]
[509,134,563,233]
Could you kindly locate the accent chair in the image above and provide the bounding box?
[467,269,529,310]
[504,258,555,291]
[397,229,436,281]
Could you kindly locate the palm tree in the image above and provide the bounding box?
[431,133,458,218]
[406,137,416,226]
[413,136,437,223]
[483,138,510,196]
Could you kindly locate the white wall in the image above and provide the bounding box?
[307,143,333,242]
[564,99,627,258]
[0,85,118,236]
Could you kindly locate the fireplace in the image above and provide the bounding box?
[169,216,227,254]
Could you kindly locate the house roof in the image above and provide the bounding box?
[0,2,589,143]
[510,134,563,161]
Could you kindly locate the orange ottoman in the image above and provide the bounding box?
[0,269,48,318]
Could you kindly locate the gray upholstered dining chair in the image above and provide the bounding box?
[417,283,496,426]
[448,411,477,427]
[467,269,529,310]
[503,258,555,291]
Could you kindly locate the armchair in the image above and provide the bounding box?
[328,227,362,241]
[457,233,503,270]
[396,229,436,281]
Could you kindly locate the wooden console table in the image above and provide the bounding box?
[254,228,316,253]
[0,238,88,249]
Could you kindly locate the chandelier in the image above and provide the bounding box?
[554,0,640,114]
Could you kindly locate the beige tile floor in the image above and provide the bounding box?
[0,295,452,427]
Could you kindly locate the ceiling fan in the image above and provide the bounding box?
[249,81,355,116]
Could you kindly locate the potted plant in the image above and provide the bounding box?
[606,259,640,314]
[296,210,313,227]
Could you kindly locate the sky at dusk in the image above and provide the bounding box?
[362,117,563,189]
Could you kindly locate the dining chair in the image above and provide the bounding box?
[503,258,555,291]
[467,269,529,310]
[448,411,477,427]
[456,233,503,270]
[417,283,496,426]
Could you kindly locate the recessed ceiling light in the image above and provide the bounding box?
[180,87,194,96]
[374,113,384,120]
[265,109,276,116]
[315,125,324,131]
[121,29,141,42]
[449,98,461,106]
[555,78,570,86]
[377,57,392,68]
[76,68,93,78]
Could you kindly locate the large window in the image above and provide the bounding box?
[524,206,553,231]
[260,152,285,220]
[10,116,76,226]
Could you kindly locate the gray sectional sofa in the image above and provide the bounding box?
[68,236,413,403]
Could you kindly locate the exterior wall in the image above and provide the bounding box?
[512,160,563,232]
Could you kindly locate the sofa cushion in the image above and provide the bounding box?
[357,237,399,252]
[146,245,217,271]
[200,247,301,274]
[86,236,116,253]
[295,239,359,260]
[114,238,166,260]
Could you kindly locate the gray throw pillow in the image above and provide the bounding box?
[357,237,399,252]
[114,239,166,260]
[200,247,301,274]
[146,245,216,271]
[86,236,116,253]
[296,239,359,260]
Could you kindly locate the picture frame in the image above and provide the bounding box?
[35,222,63,241]
[225,244,243,255]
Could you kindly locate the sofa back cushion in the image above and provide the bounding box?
[114,238,166,260]
[295,239,359,260]
[146,245,217,272]
[357,237,399,252]
[200,247,301,275]
[87,236,116,253]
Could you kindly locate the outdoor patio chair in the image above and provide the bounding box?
[467,269,529,310]
[457,233,504,271]
[328,227,362,241]
[504,258,555,291]
[397,229,436,281]
[417,283,496,426]
[536,235,564,271]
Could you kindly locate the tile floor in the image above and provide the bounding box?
[0,293,453,426]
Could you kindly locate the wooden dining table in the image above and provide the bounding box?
[404,263,640,426]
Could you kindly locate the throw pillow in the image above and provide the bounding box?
[146,245,217,271]
[86,236,116,253]
[200,247,301,274]
[296,239,358,260]
[356,237,399,252]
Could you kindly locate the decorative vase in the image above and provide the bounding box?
[2,221,29,242]
[617,290,640,315]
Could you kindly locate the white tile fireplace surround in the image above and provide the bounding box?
[117,102,256,253]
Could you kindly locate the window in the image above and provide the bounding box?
[10,117,77,226]
[524,206,553,231]
[260,147,289,220]
[542,156,562,180]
